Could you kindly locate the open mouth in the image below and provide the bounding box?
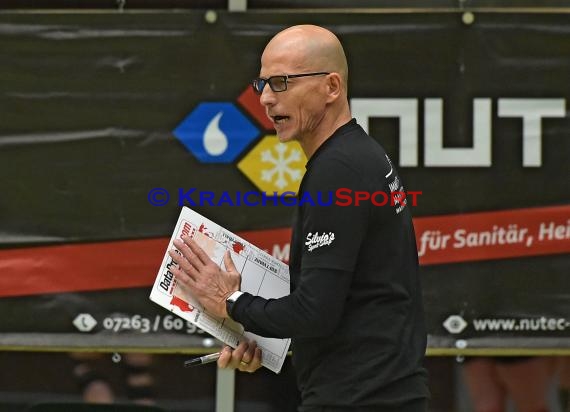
[272,115,289,124]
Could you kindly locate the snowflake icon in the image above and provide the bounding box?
[237,135,307,195]
[260,144,303,190]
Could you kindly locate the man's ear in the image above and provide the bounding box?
[325,73,342,103]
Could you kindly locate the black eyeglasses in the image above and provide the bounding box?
[251,72,330,95]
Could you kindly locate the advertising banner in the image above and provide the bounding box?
[0,11,568,353]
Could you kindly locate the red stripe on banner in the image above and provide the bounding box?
[0,228,292,298]
[0,206,568,297]
[414,205,570,265]
[0,238,169,298]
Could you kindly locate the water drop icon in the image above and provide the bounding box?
[203,112,228,156]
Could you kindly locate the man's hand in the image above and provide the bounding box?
[218,341,262,373]
[168,236,241,318]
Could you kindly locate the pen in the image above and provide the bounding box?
[184,352,221,368]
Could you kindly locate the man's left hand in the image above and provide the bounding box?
[218,341,262,373]
[168,236,241,318]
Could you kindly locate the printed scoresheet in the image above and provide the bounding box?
[150,206,291,373]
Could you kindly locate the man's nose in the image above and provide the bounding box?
[259,85,276,107]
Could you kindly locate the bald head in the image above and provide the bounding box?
[258,25,352,157]
[262,25,348,90]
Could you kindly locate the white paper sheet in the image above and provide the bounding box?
[150,206,291,373]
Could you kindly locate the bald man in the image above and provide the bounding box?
[170,25,429,412]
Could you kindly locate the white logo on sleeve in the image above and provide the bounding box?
[305,232,335,252]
